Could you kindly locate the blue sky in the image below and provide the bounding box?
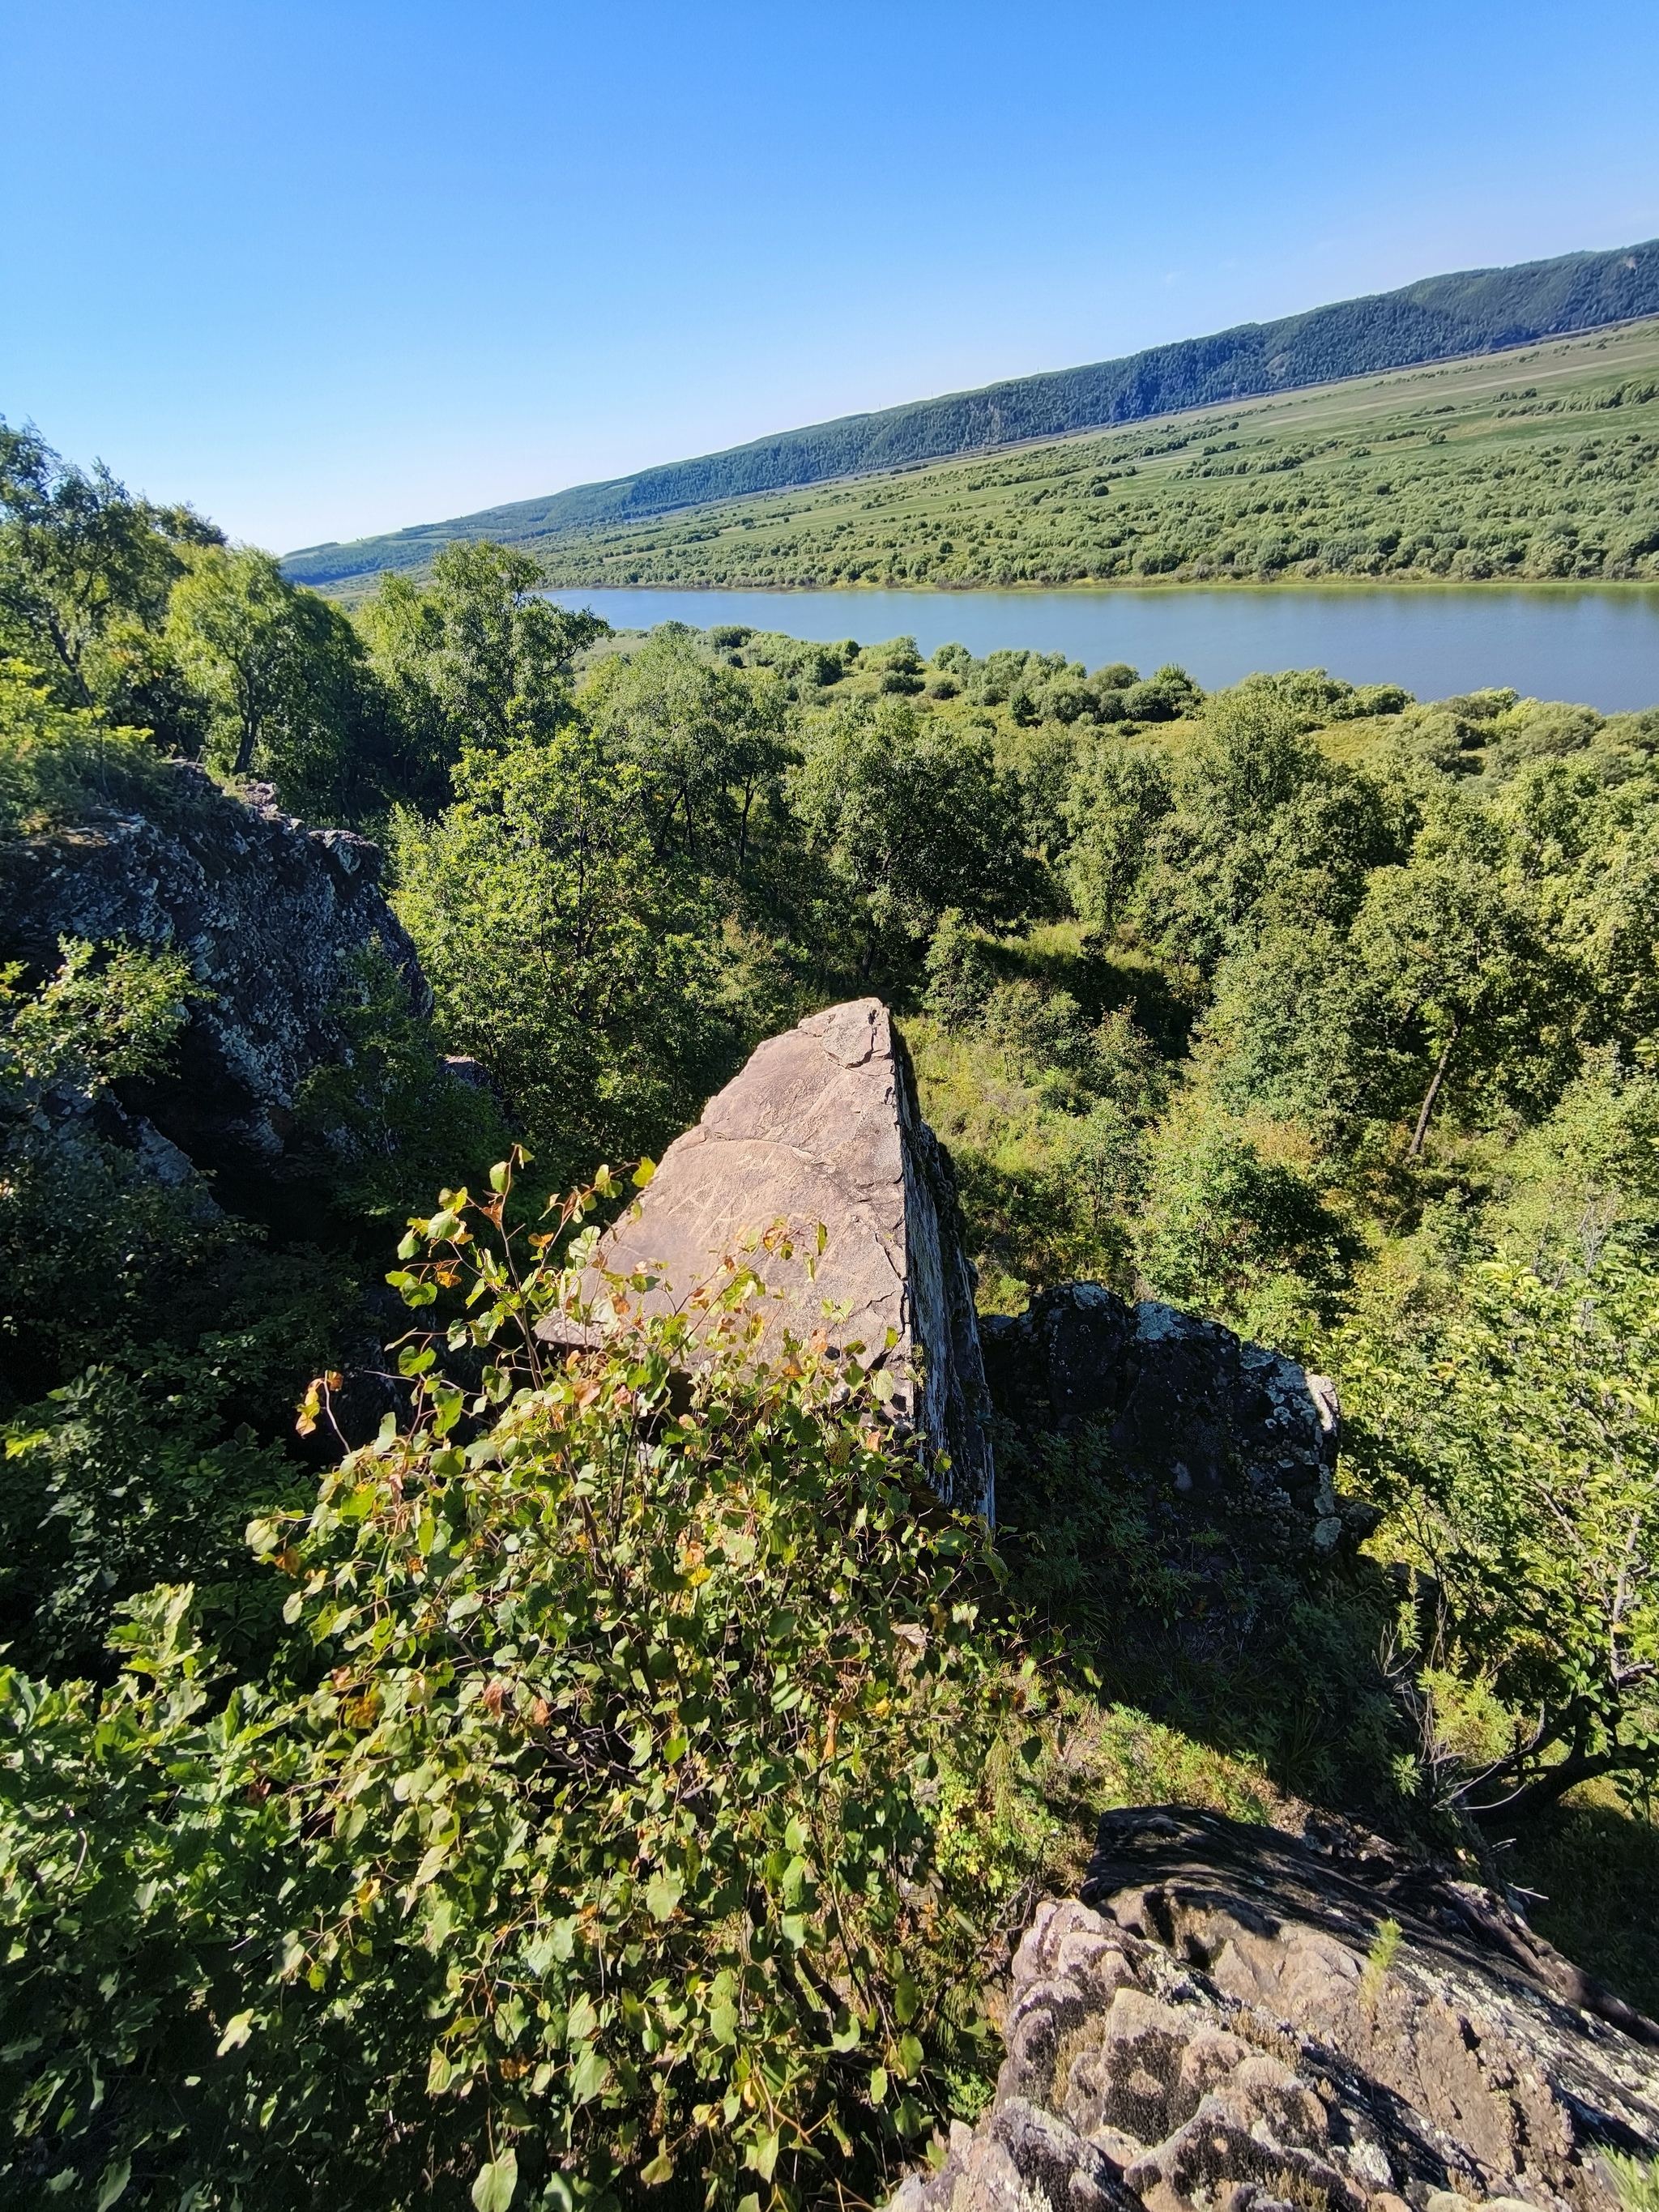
[4,0,1657,552]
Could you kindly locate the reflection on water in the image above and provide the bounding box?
[544,584,1659,712]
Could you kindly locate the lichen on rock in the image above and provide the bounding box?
[0,761,429,1183]
[888,1808,1659,2212]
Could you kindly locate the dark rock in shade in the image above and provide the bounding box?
[540,999,996,1520]
[888,1807,1659,2212]
[983,1281,1374,1557]
[0,762,429,1185]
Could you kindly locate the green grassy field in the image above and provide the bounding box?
[523,317,1659,593]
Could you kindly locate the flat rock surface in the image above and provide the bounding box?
[889,1808,1659,2212]
[545,999,995,1516]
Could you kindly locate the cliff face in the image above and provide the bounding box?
[0,764,429,1186]
[541,998,997,1519]
[894,1808,1659,2212]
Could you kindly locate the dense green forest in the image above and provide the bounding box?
[5,420,1659,2207]
[439,318,1659,592]
[286,238,1659,594]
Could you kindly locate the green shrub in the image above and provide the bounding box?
[1342,1242,1659,1818]
[0,1162,1021,2209]
[0,659,177,834]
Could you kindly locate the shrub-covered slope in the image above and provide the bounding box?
[497,318,1659,590]
[284,239,1659,592]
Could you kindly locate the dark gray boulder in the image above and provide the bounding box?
[982,1281,1371,1557]
[0,762,429,1183]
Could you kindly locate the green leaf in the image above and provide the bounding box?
[95,2160,131,2212]
[471,2150,518,2212]
[638,2142,676,2185]
[645,1872,684,1922]
[215,2008,255,2056]
[569,2043,611,2104]
[633,1157,656,1187]
[868,2064,888,2105]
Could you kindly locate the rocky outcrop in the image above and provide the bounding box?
[543,999,996,1519]
[892,1808,1659,2212]
[983,1283,1371,1558]
[0,763,429,1180]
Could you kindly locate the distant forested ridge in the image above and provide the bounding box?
[287,237,1659,590]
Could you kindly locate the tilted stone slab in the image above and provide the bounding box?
[542,998,995,1519]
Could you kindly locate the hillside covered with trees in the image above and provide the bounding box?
[448,318,1659,593]
[284,240,1659,595]
[5,423,1659,2207]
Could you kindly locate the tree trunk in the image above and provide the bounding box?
[1409,1024,1460,1157]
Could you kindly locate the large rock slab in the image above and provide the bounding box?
[552,999,996,1519]
[889,1807,1659,2212]
[0,762,429,1180]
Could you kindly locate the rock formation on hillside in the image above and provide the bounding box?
[0,763,429,1183]
[983,1282,1370,1559]
[892,1806,1659,2212]
[541,998,996,1519]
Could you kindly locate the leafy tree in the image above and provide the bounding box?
[791,700,1035,953]
[923,909,997,1029]
[586,626,792,874]
[1139,1125,1350,1347]
[1209,792,1577,1154]
[1063,739,1171,931]
[1345,1244,1659,1817]
[165,548,377,809]
[356,543,606,804]
[1122,664,1201,722]
[1134,680,1350,969]
[1349,799,1575,1149]
[391,728,732,1173]
[0,422,220,710]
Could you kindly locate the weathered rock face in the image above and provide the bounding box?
[892,1808,1659,2212]
[548,999,996,1519]
[0,765,429,1180]
[983,1282,1371,1558]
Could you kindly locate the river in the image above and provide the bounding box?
[543,584,1659,712]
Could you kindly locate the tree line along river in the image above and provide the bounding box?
[544,584,1659,711]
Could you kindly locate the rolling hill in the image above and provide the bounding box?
[287,237,1659,595]
[514,317,1659,593]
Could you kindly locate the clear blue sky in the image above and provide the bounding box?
[4,0,1657,552]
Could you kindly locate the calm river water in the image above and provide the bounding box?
[544,585,1659,713]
